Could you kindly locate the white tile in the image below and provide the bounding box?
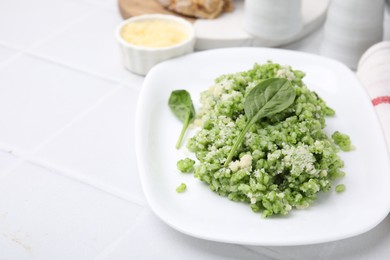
[0,0,93,48]
[0,54,116,152]
[247,215,390,260]
[83,0,119,11]
[97,210,268,260]
[29,7,144,87]
[0,150,20,174]
[0,45,19,66]
[32,86,145,204]
[0,162,143,260]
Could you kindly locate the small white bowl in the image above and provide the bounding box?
[116,14,195,76]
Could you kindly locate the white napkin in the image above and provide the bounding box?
[357,41,390,151]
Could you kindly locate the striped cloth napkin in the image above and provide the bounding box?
[357,41,390,151]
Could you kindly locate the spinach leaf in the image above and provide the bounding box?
[224,78,296,167]
[169,90,195,149]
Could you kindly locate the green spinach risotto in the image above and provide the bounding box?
[174,62,352,217]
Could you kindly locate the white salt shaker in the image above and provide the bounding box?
[320,0,385,70]
[242,0,303,41]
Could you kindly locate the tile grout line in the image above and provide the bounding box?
[0,143,27,178]
[243,246,296,260]
[0,6,99,54]
[28,84,124,154]
[25,50,142,90]
[0,5,142,91]
[0,141,147,207]
[317,242,338,260]
[95,209,286,260]
[240,246,285,260]
[0,142,17,155]
[0,52,24,70]
[94,207,151,259]
[0,41,141,91]
[26,7,100,51]
[25,156,146,207]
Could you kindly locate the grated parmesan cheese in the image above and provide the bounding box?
[229,154,253,172]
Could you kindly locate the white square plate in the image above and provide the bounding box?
[135,48,390,246]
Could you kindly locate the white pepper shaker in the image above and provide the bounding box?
[320,0,385,70]
[242,0,303,41]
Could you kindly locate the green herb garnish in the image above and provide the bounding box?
[335,184,346,193]
[332,131,354,151]
[176,183,187,193]
[224,78,296,166]
[169,90,195,149]
[177,158,196,173]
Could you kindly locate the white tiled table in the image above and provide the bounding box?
[0,1,389,259]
